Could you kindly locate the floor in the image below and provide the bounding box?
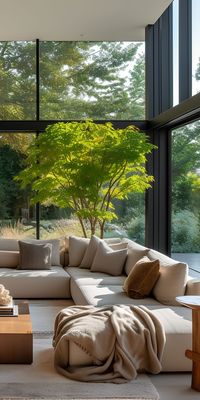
[150,373,200,400]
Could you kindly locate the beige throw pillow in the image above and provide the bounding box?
[91,241,127,276]
[123,256,160,299]
[80,235,101,268]
[68,236,90,267]
[18,241,52,270]
[80,235,128,269]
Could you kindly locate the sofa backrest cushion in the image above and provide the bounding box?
[0,250,19,268]
[123,255,160,299]
[124,239,149,275]
[0,239,19,251]
[148,249,188,305]
[90,240,128,276]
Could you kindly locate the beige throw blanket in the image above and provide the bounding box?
[53,304,166,383]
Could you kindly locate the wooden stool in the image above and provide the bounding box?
[176,296,200,391]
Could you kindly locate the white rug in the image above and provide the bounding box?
[0,300,159,400]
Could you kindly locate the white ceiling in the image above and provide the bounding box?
[0,0,173,41]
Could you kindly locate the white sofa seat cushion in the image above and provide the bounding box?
[70,281,161,307]
[148,249,188,305]
[0,266,71,298]
[66,266,126,286]
[147,305,192,371]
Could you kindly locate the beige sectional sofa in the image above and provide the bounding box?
[0,235,200,373]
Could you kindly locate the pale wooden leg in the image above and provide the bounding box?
[185,309,200,391]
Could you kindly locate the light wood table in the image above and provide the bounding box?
[0,300,33,364]
[176,295,200,391]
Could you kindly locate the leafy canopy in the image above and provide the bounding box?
[16,120,156,237]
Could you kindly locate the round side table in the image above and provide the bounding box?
[176,295,200,392]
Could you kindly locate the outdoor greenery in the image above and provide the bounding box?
[15,121,155,238]
[0,40,199,251]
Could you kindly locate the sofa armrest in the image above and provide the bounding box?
[185,277,200,295]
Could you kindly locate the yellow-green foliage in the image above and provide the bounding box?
[16,120,156,237]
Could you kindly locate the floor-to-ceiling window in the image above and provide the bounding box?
[171,121,200,275]
[0,40,146,242]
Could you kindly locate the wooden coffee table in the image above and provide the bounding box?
[0,300,33,364]
[176,295,200,391]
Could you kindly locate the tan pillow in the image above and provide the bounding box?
[18,241,52,270]
[91,241,127,276]
[123,256,160,299]
[149,249,188,305]
[124,239,149,275]
[68,236,90,267]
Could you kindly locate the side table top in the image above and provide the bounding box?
[176,295,200,310]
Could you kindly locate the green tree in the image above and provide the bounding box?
[16,121,155,237]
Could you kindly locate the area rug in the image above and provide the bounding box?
[0,300,159,400]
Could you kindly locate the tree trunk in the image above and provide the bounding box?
[78,216,87,238]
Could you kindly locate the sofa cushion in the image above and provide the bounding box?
[80,235,101,269]
[23,239,61,266]
[148,249,188,305]
[18,241,52,270]
[0,250,19,268]
[70,281,161,307]
[66,266,126,286]
[0,239,19,251]
[0,266,71,298]
[123,256,160,299]
[80,235,128,269]
[68,236,90,267]
[124,239,149,275]
[91,241,127,276]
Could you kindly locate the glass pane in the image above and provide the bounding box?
[0,41,36,120]
[192,0,200,95]
[0,133,36,239]
[40,194,145,243]
[40,41,145,120]
[171,122,200,276]
[173,0,179,105]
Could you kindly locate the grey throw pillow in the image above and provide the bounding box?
[19,239,60,266]
[18,241,52,270]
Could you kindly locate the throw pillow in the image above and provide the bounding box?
[123,256,160,299]
[80,235,101,269]
[149,249,188,305]
[19,239,61,266]
[80,235,128,269]
[68,236,90,267]
[124,238,149,275]
[91,241,127,276]
[18,241,52,270]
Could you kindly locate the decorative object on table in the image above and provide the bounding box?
[0,284,12,305]
[176,295,200,392]
[0,284,17,316]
